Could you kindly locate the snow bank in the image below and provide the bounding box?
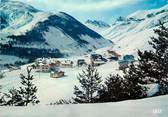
[0,95,167,117]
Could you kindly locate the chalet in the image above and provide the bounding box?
[118,55,135,70]
[60,60,73,68]
[50,71,65,78]
[90,54,107,62]
[92,59,107,66]
[123,55,135,62]
[54,60,61,67]
[49,63,59,72]
[35,58,48,66]
[107,50,121,61]
[36,63,49,72]
[90,54,107,66]
[77,59,87,67]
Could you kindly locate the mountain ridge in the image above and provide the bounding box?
[0,0,112,61]
[86,4,168,55]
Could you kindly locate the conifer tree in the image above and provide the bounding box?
[125,21,168,95]
[138,21,168,95]
[147,21,168,94]
[0,67,39,106]
[0,73,5,106]
[0,92,6,106]
[18,67,39,106]
[97,74,129,102]
[2,88,23,106]
[73,65,102,103]
[124,64,147,99]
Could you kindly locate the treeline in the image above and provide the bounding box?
[0,44,63,59]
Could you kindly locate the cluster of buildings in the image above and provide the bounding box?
[107,49,135,70]
[76,49,135,71]
[31,49,135,78]
[33,58,73,78]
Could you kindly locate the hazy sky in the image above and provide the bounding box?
[16,0,168,23]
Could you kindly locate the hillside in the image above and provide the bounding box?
[85,19,111,36]
[86,5,168,55]
[0,0,112,66]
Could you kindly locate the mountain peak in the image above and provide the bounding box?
[0,0,112,60]
[86,20,110,28]
[0,0,41,30]
[0,1,39,12]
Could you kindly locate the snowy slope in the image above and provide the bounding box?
[0,90,167,117]
[0,60,121,103]
[2,95,168,117]
[0,52,165,117]
[87,5,168,55]
[0,62,166,117]
[86,20,110,28]
[0,0,46,32]
[106,5,168,55]
[127,4,168,19]
[0,56,158,105]
[85,19,111,36]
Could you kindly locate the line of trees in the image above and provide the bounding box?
[73,65,147,103]
[72,21,168,103]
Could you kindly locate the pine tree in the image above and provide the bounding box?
[18,67,39,106]
[0,92,6,106]
[0,72,5,106]
[97,74,129,102]
[125,21,168,95]
[124,63,147,99]
[50,99,77,105]
[138,21,168,95]
[147,21,168,94]
[0,67,39,106]
[2,88,23,106]
[73,65,102,103]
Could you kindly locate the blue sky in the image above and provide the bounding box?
[17,0,168,23]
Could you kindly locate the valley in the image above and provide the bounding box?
[0,0,168,117]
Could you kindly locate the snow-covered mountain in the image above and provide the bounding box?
[107,5,168,55]
[0,0,112,61]
[85,20,111,36]
[87,5,168,55]
[0,0,41,30]
[86,20,110,28]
